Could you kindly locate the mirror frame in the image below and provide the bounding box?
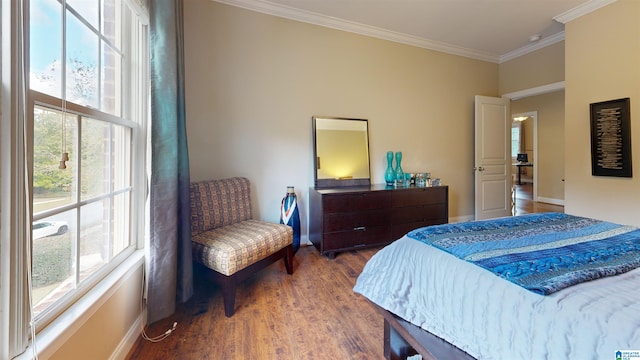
[312,116,371,188]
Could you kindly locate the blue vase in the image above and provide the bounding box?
[280,186,301,254]
[384,151,395,185]
[395,151,404,185]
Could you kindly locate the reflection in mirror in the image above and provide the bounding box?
[313,116,371,188]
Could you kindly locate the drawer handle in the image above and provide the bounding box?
[353,226,366,231]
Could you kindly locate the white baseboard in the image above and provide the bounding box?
[449,215,474,223]
[536,196,565,206]
[110,312,145,360]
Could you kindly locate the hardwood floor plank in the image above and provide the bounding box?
[126,189,560,359]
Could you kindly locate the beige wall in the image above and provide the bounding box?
[183,0,498,227]
[48,263,143,360]
[565,0,640,225]
[499,41,564,94]
[512,91,566,203]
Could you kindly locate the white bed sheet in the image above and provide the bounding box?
[353,236,640,360]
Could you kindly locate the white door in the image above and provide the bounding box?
[474,95,511,220]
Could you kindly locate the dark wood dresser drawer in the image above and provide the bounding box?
[392,186,447,207]
[323,226,391,250]
[323,209,391,233]
[323,191,391,213]
[391,203,448,225]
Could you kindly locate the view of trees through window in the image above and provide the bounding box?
[29,0,135,320]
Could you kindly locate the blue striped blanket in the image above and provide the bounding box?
[407,213,640,295]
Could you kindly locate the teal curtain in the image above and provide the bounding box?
[147,0,193,324]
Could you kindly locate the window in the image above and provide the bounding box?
[28,0,147,329]
[511,122,522,158]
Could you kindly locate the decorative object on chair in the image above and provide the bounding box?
[394,151,404,186]
[281,186,301,254]
[384,151,395,186]
[590,97,632,177]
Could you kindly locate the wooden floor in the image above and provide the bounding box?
[126,188,563,360]
[513,183,564,215]
[126,246,385,360]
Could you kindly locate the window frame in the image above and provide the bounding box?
[28,90,138,329]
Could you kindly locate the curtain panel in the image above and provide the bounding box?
[147,0,193,324]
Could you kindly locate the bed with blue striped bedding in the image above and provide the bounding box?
[407,212,640,295]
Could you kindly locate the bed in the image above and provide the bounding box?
[353,212,640,360]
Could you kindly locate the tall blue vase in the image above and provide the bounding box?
[280,186,301,254]
[384,151,395,186]
[395,151,404,185]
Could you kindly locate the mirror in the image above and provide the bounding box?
[312,116,371,188]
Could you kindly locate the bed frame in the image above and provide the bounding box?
[375,304,476,360]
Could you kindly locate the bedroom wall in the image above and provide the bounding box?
[47,262,143,359]
[183,0,499,230]
[511,91,565,203]
[499,41,564,94]
[564,0,640,226]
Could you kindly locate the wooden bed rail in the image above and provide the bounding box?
[374,303,476,360]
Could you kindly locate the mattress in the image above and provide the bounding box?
[353,235,640,359]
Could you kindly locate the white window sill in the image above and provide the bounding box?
[15,250,145,360]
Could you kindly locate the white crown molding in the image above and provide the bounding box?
[502,81,565,100]
[213,0,500,63]
[553,0,617,24]
[212,0,615,64]
[499,31,565,63]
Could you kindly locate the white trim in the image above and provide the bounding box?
[537,196,565,206]
[109,311,145,360]
[553,0,617,24]
[499,31,565,63]
[450,215,475,224]
[502,81,565,100]
[212,0,500,63]
[15,251,144,360]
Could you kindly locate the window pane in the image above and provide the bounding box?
[81,117,109,200]
[511,127,520,157]
[102,0,121,48]
[112,192,131,256]
[33,107,78,212]
[113,124,131,191]
[30,0,62,97]
[66,10,99,108]
[80,200,108,281]
[102,41,122,115]
[66,0,99,30]
[32,209,77,316]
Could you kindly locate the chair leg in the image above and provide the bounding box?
[222,278,237,317]
[284,244,294,275]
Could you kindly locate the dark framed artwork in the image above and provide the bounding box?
[590,98,632,177]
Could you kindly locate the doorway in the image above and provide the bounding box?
[512,111,537,203]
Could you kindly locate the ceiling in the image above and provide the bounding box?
[215,0,615,63]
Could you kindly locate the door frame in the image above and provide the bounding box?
[503,81,565,205]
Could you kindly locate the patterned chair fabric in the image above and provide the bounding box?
[192,220,292,276]
[190,177,253,235]
[190,177,293,276]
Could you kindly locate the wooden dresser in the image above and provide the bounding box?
[309,185,448,258]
